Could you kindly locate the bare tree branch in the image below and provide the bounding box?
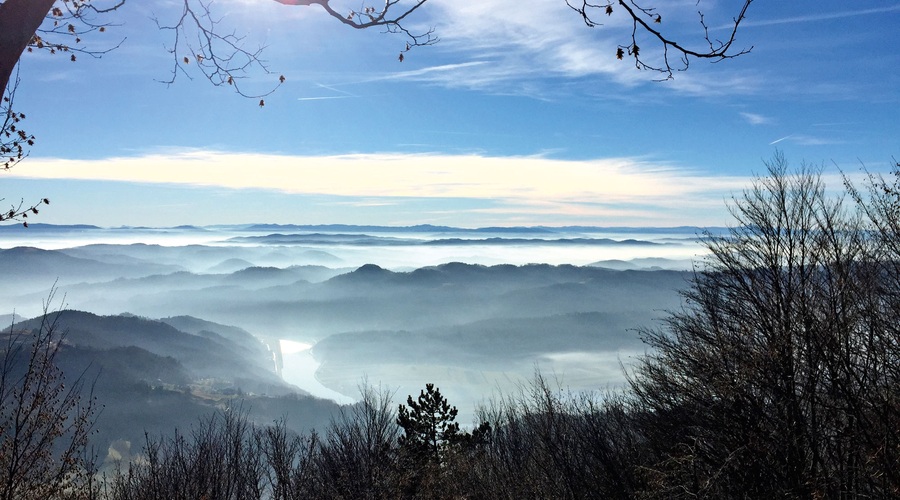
[315,0,437,50]
[0,197,50,228]
[29,0,126,61]
[158,0,436,98]
[566,0,754,80]
[154,0,281,99]
[2,0,125,176]
[0,288,101,498]
[0,0,434,220]
[0,72,32,171]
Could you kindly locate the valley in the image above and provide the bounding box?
[1,223,704,448]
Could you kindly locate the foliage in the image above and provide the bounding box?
[395,383,491,498]
[396,383,462,465]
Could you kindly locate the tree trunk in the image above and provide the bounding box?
[0,0,56,94]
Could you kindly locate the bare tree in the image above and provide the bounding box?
[316,383,400,499]
[844,159,900,493]
[566,0,754,80]
[628,154,899,497]
[259,419,320,500]
[109,406,267,500]
[472,374,644,499]
[110,383,402,500]
[0,291,100,500]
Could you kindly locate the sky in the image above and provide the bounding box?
[2,0,899,228]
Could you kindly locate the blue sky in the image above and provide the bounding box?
[3,0,898,227]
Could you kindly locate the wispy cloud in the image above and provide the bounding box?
[384,61,489,80]
[740,112,770,125]
[380,0,768,97]
[737,6,900,28]
[790,135,845,146]
[384,0,646,93]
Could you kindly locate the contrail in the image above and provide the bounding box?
[297,96,352,101]
[739,6,900,28]
[315,83,358,97]
[769,135,793,145]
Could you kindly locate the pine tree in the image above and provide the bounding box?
[396,383,461,466]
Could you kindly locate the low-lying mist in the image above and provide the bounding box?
[1,223,704,424]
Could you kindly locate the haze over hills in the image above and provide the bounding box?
[3,310,341,465]
[1,223,704,430]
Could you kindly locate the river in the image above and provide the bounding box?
[278,339,356,405]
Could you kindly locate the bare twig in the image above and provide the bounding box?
[566,0,753,80]
[155,0,436,98]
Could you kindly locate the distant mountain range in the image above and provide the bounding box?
[0,223,102,231]
[226,233,669,246]
[0,223,708,430]
[0,246,184,283]
[589,257,696,271]
[236,223,718,235]
[0,222,725,235]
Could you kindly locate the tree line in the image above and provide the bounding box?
[2,153,899,498]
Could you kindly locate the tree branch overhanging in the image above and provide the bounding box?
[30,0,126,62]
[1,72,33,171]
[0,0,435,224]
[158,0,436,99]
[1,0,126,173]
[566,0,754,80]
[154,0,279,99]
[317,0,436,50]
[0,197,51,228]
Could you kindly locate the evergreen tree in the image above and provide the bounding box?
[396,383,461,465]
